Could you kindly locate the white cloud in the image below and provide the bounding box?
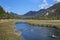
[38,0,49,9]
[54,0,60,3]
[56,0,60,2]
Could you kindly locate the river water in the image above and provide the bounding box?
[15,22,60,40]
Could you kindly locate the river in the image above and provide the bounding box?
[15,22,60,40]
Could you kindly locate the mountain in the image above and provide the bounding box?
[22,9,46,18]
[42,2,60,20]
[0,6,20,19]
[9,12,21,17]
[37,9,46,16]
[22,2,60,20]
[46,2,60,16]
[23,11,37,16]
[23,9,46,16]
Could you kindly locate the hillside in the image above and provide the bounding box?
[0,6,20,19]
[46,2,60,16]
[44,2,60,19]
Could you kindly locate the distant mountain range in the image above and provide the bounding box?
[0,2,60,19]
[22,2,60,19]
[22,9,46,18]
[23,9,46,16]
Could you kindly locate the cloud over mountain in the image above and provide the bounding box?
[54,0,60,2]
[38,0,60,9]
[38,0,50,9]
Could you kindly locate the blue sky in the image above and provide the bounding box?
[0,0,60,15]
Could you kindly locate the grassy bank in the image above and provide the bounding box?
[0,20,22,40]
[12,19,60,28]
[21,20,60,28]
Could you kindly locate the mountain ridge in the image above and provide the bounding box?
[22,2,60,19]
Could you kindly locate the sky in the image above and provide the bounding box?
[0,0,60,15]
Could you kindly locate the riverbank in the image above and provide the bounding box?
[21,20,60,28]
[15,20,60,28]
[0,19,22,40]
